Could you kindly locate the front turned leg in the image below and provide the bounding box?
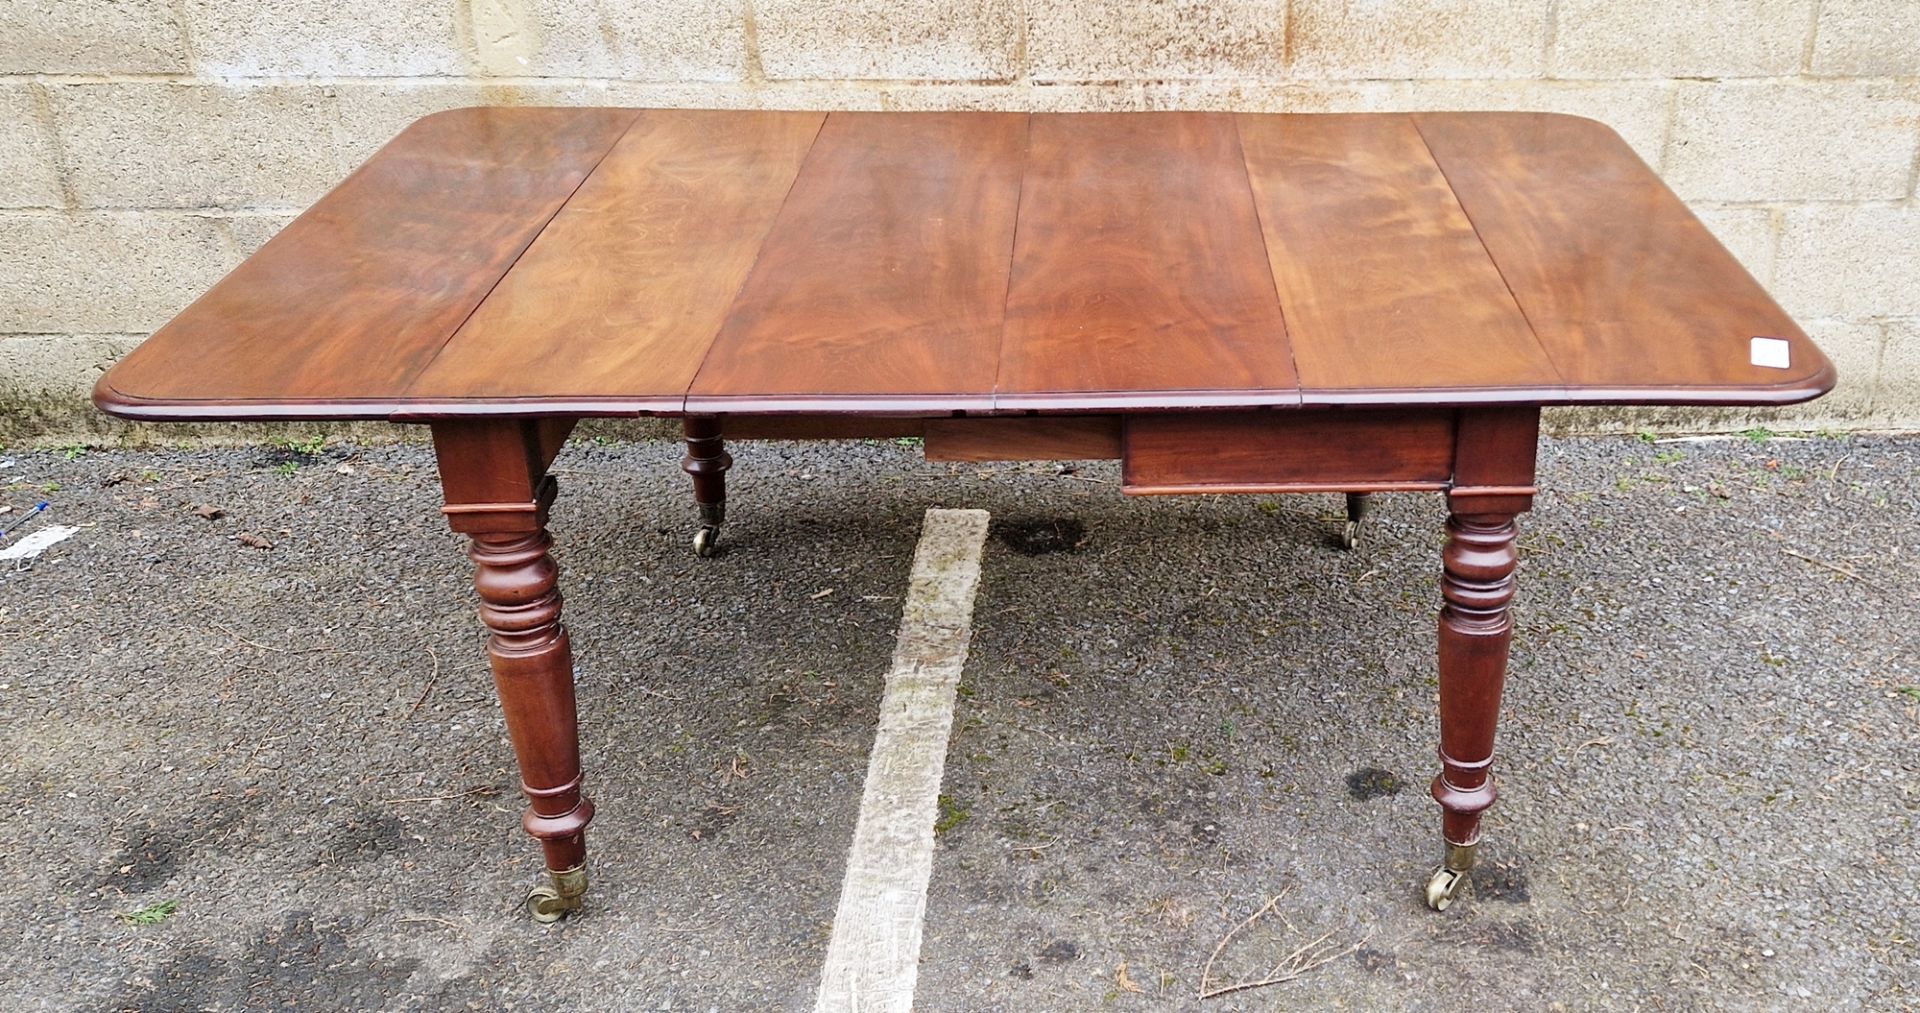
[1340,492,1372,550]
[681,416,731,557]
[433,420,592,923]
[1427,511,1518,911]
[470,527,593,922]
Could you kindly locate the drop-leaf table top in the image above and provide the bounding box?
[95,108,1831,422]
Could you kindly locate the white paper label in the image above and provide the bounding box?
[1750,336,1791,369]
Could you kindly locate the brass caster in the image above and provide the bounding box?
[1424,866,1468,911]
[525,864,587,924]
[1423,841,1476,912]
[1339,493,1370,551]
[526,884,569,923]
[693,525,720,558]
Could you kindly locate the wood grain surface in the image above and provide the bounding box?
[410,110,824,409]
[95,108,1833,421]
[1123,409,1457,494]
[1237,114,1561,399]
[923,416,1123,461]
[687,111,1026,412]
[97,107,639,417]
[997,112,1299,409]
[1414,112,1832,404]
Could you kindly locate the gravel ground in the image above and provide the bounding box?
[0,434,1913,1011]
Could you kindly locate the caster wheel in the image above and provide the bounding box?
[693,526,719,558]
[524,864,587,923]
[1424,866,1468,912]
[1340,519,1361,551]
[527,885,570,924]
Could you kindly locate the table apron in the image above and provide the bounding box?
[693,407,1539,502]
[1124,408,1485,495]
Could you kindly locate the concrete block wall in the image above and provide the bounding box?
[3,0,1916,443]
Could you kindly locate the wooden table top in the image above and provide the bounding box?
[95,108,1833,421]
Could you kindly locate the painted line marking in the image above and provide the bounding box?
[815,507,991,1013]
[0,525,79,561]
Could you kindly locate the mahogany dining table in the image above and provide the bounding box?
[94,107,1832,921]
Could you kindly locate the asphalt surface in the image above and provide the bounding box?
[0,434,1914,1011]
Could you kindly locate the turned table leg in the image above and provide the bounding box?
[432,419,594,923]
[681,416,731,557]
[1424,407,1537,911]
[1425,510,1519,910]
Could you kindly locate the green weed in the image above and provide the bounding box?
[934,795,970,835]
[119,899,180,927]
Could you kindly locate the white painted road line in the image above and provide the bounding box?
[816,508,991,1013]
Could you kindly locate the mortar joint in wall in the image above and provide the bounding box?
[742,0,766,86]
[1800,0,1823,76]
[1763,206,1782,286]
[1540,0,1562,80]
[1905,120,1920,202]
[24,82,78,211]
[1012,0,1029,86]
[1652,80,1682,176]
[452,1,482,78]
[1281,0,1295,71]
[1863,320,1889,415]
[168,0,199,73]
